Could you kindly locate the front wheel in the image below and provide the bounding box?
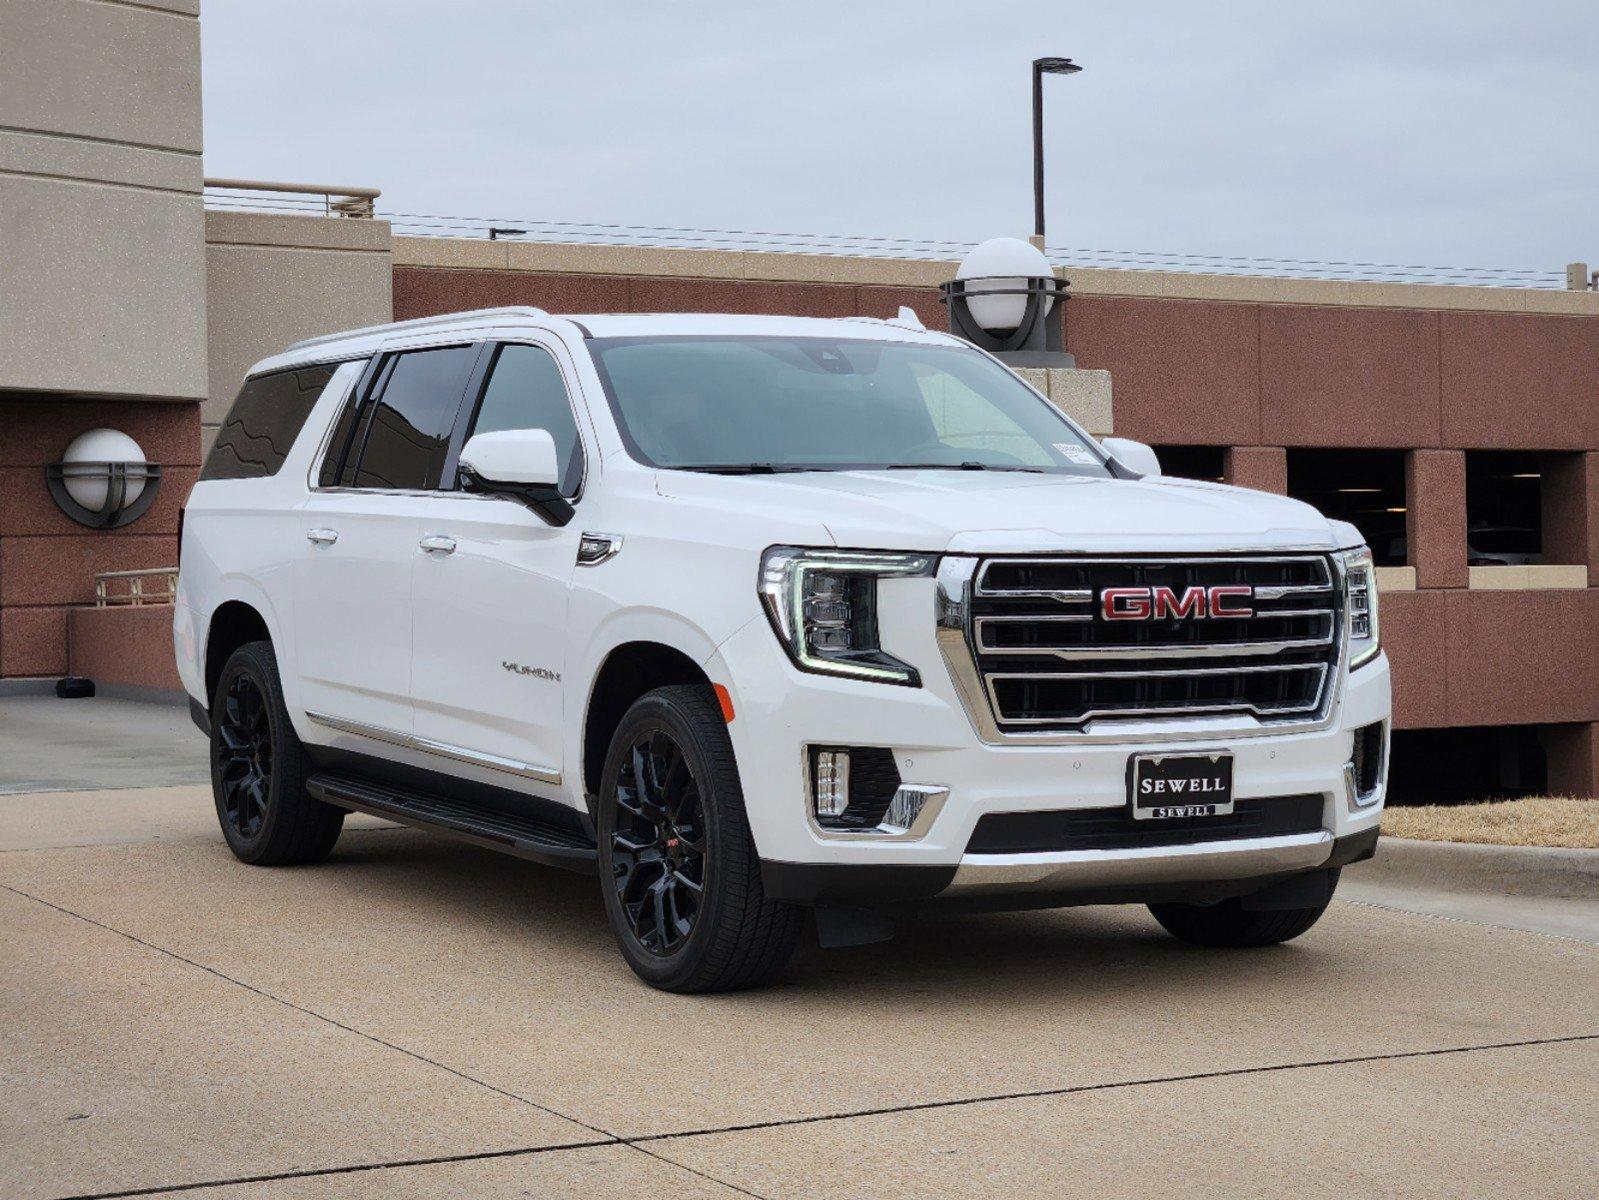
[1148,875,1338,948]
[596,685,802,992]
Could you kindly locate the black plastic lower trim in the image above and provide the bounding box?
[760,860,958,906]
[967,795,1324,854]
[189,695,209,736]
[304,741,593,842]
[762,826,1379,912]
[1325,824,1381,867]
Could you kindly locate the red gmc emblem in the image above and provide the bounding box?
[1100,585,1254,621]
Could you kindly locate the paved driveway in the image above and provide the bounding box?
[3,780,1596,1199]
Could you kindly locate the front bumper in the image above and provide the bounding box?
[759,826,1380,907]
[707,576,1391,907]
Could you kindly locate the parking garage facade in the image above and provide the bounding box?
[4,0,1598,805]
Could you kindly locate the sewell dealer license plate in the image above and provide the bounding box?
[1128,751,1234,820]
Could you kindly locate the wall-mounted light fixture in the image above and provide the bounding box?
[46,428,161,529]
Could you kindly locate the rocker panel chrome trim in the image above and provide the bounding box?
[303,710,562,785]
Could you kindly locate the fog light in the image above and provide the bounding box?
[813,749,851,819]
[1346,721,1386,809]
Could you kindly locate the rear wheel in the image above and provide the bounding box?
[210,641,344,866]
[1148,880,1335,948]
[597,685,802,992]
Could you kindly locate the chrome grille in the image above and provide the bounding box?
[966,556,1341,731]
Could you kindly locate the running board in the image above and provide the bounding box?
[307,772,597,874]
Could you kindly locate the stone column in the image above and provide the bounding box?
[1224,446,1286,494]
[1406,450,1467,587]
[1542,722,1599,797]
[1012,367,1114,437]
[1541,452,1599,582]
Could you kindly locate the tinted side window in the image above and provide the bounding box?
[318,358,385,488]
[350,346,478,490]
[470,344,585,495]
[202,365,338,481]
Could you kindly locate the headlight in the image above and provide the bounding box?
[1339,546,1380,669]
[758,547,933,686]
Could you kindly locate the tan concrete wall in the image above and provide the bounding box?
[394,236,1599,318]
[204,211,393,449]
[0,0,207,400]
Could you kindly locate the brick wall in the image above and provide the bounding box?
[0,397,199,676]
[392,260,1599,786]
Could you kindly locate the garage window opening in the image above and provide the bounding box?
[1152,445,1225,483]
[1285,450,1408,565]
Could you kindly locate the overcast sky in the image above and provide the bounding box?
[201,1,1597,281]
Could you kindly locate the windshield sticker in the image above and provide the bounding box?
[1054,443,1098,465]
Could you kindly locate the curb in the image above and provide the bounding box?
[1349,837,1599,901]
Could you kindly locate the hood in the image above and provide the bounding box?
[655,468,1346,555]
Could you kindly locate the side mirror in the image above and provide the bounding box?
[1100,437,1161,478]
[458,429,572,526]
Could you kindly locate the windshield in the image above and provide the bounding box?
[588,336,1111,475]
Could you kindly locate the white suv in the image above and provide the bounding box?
[176,306,1389,992]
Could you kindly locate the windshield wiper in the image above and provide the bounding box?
[675,463,834,475]
[883,462,1045,473]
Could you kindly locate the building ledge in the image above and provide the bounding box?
[392,235,1599,317]
[1468,564,1590,590]
[1375,566,1417,591]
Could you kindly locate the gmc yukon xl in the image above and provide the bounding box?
[176,306,1389,992]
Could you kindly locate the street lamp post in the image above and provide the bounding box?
[1032,56,1082,249]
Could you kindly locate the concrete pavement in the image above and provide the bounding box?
[0,693,206,795]
[3,780,1596,1199]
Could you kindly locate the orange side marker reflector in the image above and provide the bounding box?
[713,683,735,723]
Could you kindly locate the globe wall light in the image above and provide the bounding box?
[938,236,1074,367]
[46,428,162,529]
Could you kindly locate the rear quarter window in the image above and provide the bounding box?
[202,365,340,481]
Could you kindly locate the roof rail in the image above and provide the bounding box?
[285,306,554,353]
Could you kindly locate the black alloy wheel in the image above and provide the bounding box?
[596,685,802,992]
[611,729,707,956]
[216,671,273,839]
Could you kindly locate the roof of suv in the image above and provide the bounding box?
[567,312,942,340]
[262,306,950,375]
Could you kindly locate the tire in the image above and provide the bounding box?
[597,684,803,992]
[1148,879,1336,948]
[210,640,344,866]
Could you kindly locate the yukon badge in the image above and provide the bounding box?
[1100,585,1254,621]
[503,661,561,682]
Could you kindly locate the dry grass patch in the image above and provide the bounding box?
[1383,795,1599,849]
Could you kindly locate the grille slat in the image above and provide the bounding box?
[969,555,1341,732]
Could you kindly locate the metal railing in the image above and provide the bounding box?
[94,568,178,608]
[203,178,380,218]
[197,179,1576,289]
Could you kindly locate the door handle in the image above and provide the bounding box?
[306,528,339,545]
[418,534,457,555]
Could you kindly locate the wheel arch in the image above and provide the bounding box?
[205,599,273,704]
[582,640,716,807]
